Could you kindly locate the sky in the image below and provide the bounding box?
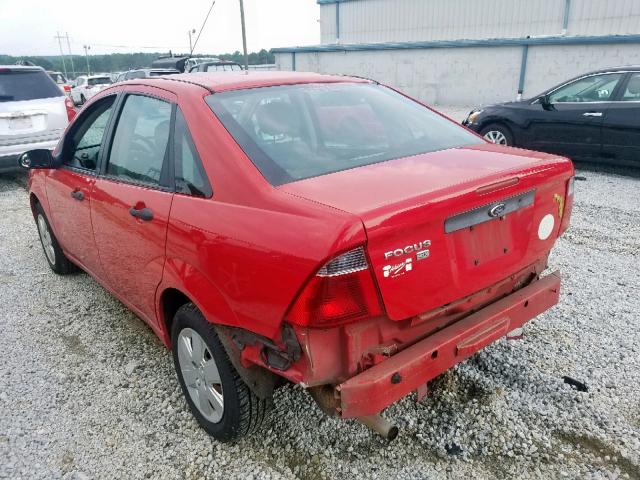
[0,0,321,56]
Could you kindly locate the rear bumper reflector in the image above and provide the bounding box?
[336,271,561,418]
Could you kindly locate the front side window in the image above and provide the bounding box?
[548,73,623,103]
[207,83,482,185]
[174,109,212,197]
[66,96,115,170]
[621,73,640,101]
[107,94,172,186]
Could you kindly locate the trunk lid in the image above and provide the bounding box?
[280,144,573,320]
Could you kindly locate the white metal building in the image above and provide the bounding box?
[273,0,640,106]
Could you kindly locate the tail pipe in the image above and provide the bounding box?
[356,414,399,441]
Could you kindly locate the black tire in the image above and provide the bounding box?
[480,123,514,146]
[80,94,86,105]
[33,202,77,274]
[171,303,270,441]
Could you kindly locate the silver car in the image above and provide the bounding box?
[0,66,72,173]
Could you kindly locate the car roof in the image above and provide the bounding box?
[0,65,45,72]
[144,71,372,93]
[585,65,640,75]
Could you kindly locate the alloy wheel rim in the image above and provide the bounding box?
[37,214,56,265]
[177,328,224,423]
[484,130,508,145]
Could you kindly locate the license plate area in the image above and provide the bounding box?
[9,116,33,130]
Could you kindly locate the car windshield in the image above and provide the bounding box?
[207,83,483,185]
[88,77,111,86]
[0,69,63,102]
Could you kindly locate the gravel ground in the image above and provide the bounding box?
[1,146,639,479]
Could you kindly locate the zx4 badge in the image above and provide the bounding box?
[383,258,413,278]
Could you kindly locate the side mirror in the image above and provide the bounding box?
[18,149,54,169]
[538,94,554,111]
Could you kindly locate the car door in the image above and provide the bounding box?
[600,72,640,167]
[45,94,117,277]
[525,72,625,159]
[91,87,175,324]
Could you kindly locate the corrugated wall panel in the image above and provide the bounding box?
[319,0,640,44]
[569,0,640,36]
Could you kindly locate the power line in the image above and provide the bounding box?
[191,0,216,55]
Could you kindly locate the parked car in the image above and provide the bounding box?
[21,72,573,441]
[115,68,180,82]
[70,74,112,106]
[46,71,72,96]
[463,66,640,167]
[151,56,221,73]
[188,61,243,73]
[0,65,75,173]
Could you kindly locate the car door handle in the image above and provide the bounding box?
[70,190,85,201]
[583,112,603,117]
[129,206,154,222]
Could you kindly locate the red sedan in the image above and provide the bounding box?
[20,72,574,441]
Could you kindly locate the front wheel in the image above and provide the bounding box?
[80,94,86,105]
[481,123,513,146]
[34,203,76,274]
[171,303,270,441]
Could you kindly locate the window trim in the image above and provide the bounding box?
[99,91,176,192]
[59,93,119,175]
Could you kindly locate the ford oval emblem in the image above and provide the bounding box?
[489,203,506,218]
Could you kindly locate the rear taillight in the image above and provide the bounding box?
[63,85,71,92]
[558,176,574,236]
[65,97,76,122]
[286,247,384,327]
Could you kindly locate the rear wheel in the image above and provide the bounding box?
[171,303,270,441]
[481,123,513,146]
[34,203,76,274]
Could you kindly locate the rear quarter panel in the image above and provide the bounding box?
[161,87,366,340]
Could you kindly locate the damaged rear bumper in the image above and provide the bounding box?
[336,271,561,418]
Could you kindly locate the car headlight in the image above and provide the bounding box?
[466,110,484,124]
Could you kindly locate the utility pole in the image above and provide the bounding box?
[83,45,91,75]
[188,29,196,55]
[54,32,68,78]
[64,33,76,78]
[239,0,249,71]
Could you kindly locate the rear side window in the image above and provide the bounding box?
[206,83,482,185]
[174,108,212,197]
[107,94,172,186]
[0,69,62,102]
[87,77,112,86]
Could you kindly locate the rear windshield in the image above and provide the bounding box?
[206,83,482,185]
[149,70,178,76]
[205,64,242,72]
[0,70,63,102]
[88,77,111,86]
